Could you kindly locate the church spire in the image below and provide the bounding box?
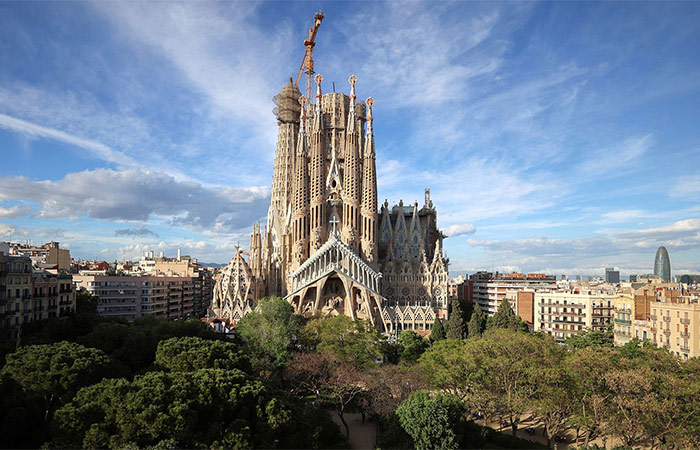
[313,73,324,130]
[343,75,361,251]
[361,97,378,266]
[292,95,310,269]
[309,74,327,251]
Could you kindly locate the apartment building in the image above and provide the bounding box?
[73,274,197,321]
[613,294,634,346]
[470,271,557,316]
[11,241,71,272]
[533,290,615,341]
[650,299,700,360]
[32,271,75,321]
[1,242,75,341]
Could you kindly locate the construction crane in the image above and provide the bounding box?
[295,11,324,102]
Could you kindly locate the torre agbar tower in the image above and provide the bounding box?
[211,74,449,334]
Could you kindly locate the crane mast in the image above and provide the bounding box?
[295,11,324,102]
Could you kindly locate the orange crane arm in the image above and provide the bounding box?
[295,12,324,87]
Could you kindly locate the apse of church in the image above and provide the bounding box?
[211,75,449,334]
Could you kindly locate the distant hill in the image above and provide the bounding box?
[199,262,227,269]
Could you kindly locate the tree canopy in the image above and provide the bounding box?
[236,296,304,371]
[467,303,486,338]
[395,391,468,450]
[446,298,465,340]
[155,336,250,373]
[397,330,429,363]
[430,317,445,343]
[301,315,384,368]
[488,299,528,332]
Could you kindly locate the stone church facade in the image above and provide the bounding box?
[211,74,449,333]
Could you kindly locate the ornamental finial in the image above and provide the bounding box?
[366,97,374,132]
[349,75,357,104]
[298,95,307,130]
[315,74,323,103]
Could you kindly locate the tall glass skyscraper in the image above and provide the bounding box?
[654,246,671,282]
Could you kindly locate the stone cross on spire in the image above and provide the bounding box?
[329,214,339,234]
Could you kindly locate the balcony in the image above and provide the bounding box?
[614,318,632,324]
[663,316,671,323]
[681,318,690,325]
[651,315,657,321]
[663,329,671,336]
[680,331,690,339]
[681,346,690,353]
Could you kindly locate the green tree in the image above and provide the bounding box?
[564,328,613,350]
[565,346,618,447]
[467,303,486,338]
[236,296,304,371]
[395,391,468,450]
[302,315,383,368]
[446,298,465,340]
[0,372,47,448]
[398,330,430,363]
[155,336,250,373]
[53,368,302,449]
[285,351,368,438]
[422,329,551,436]
[604,348,697,449]
[430,317,445,343]
[531,345,571,448]
[418,339,474,399]
[617,337,643,359]
[75,289,99,314]
[488,299,528,332]
[1,342,114,421]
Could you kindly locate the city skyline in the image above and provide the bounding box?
[1,2,699,275]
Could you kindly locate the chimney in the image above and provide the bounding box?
[177,248,181,261]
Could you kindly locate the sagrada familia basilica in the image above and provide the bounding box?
[212,20,449,333]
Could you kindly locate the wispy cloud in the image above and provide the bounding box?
[0,113,137,166]
[114,227,159,238]
[466,218,700,272]
[0,223,30,238]
[578,134,654,176]
[444,223,477,238]
[0,168,269,232]
[0,205,32,219]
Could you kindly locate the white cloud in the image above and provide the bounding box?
[0,223,30,238]
[578,134,653,175]
[600,209,649,223]
[0,168,269,232]
[0,205,32,219]
[670,175,700,198]
[93,1,293,151]
[0,113,137,167]
[443,223,477,238]
[466,218,700,272]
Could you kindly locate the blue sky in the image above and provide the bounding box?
[1,1,699,276]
